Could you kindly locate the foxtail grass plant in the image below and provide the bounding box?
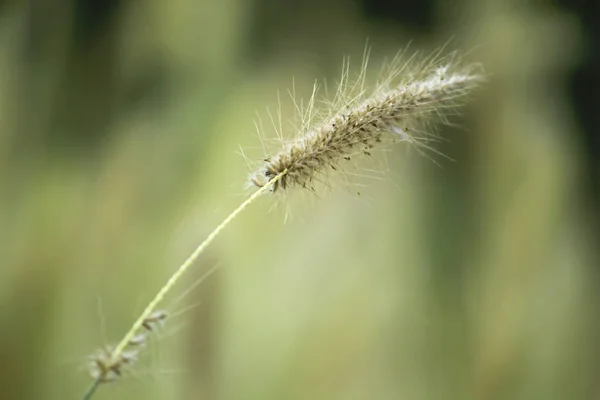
[82,45,483,400]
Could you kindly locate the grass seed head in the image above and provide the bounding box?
[88,347,138,383]
[248,48,483,193]
[87,309,169,384]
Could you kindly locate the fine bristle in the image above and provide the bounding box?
[248,51,483,193]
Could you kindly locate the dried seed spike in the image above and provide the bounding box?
[88,347,122,383]
[249,51,483,193]
[87,346,140,384]
[86,311,161,386]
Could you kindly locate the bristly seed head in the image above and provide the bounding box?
[248,49,483,193]
[87,309,169,384]
[88,347,138,383]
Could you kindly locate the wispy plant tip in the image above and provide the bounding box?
[249,50,483,193]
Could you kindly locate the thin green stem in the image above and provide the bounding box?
[81,378,101,400]
[83,170,286,400]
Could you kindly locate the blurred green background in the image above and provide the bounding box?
[0,0,598,399]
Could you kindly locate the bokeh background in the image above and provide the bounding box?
[0,0,598,399]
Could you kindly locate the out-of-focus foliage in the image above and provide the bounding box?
[0,1,597,399]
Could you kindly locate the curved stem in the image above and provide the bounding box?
[83,170,287,400]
